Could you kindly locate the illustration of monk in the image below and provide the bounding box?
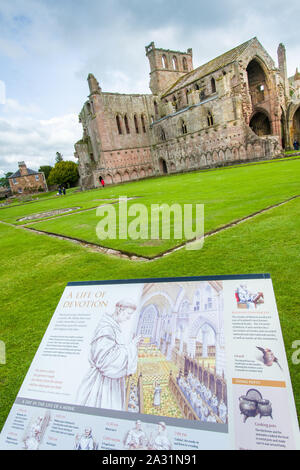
[76,299,142,411]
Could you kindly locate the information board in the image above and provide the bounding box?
[0,274,299,450]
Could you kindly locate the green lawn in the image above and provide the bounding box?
[25,157,300,257]
[1,156,299,227]
[0,187,118,224]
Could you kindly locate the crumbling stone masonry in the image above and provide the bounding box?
[74,38,300,188]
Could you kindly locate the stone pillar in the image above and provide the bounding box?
[277,43,289,99]
[202,325,209,358]
[179,327,184,353]
[188,337,196,359]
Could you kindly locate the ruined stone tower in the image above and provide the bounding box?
[145,42,193,95]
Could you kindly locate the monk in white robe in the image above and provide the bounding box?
[77,300,141,411]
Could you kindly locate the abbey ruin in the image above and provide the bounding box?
[74,37,300,188]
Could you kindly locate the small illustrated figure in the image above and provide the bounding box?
[23,416,43,450]
[236,284,264,309]
[195,394,203,420]
[128,388,139,413]
[150,422,172,450]
[124,420,148,449]
[207,410,217,423]
[23,413,50,450]
[218,399,228,423]
[74,427,98,450]
[153,381,162,407]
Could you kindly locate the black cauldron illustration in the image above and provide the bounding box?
[239,389,273,422]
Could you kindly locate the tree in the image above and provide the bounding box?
[55,152,63,163]
[38,165,53,181]
[0,172,13,187]
[48,161,79,187]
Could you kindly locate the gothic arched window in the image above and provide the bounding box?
[185,89,189,105]
[211,77,216,93]
[134,114,139,133]
[173,95,178,111]
[159,126,166,141]
[124,114,130,134]
[181,119,187,134]
[172,56,178,71]
[207,111,214,126]
[116,115,122,134]
[141,114,146,133]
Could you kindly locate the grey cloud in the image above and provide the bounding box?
[0,120,12,131]
[0,112,81,174]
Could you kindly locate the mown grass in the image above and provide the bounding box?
[0,189,118,225]
[0,197,299,429]
[0,156,299,226]
[25,157,300,257]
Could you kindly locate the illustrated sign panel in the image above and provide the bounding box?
[0,274,299,450]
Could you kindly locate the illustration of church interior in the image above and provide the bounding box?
[125,281,228,424]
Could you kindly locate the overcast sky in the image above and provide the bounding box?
[0,0,300,175]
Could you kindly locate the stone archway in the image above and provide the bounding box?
[123,171,130,181]
[105,174,113,184]
[114,172,122,183]
[249,111,271,136]
[159,158,168,174]
[292,106,300,144]
[246,59,269,107]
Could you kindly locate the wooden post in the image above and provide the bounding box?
[138,373,144,413]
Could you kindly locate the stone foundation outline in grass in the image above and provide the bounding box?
[18,207,81,222]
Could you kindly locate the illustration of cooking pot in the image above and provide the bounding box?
[239,396,257,422]
[257,399,273,419]
[239,389,273,422]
